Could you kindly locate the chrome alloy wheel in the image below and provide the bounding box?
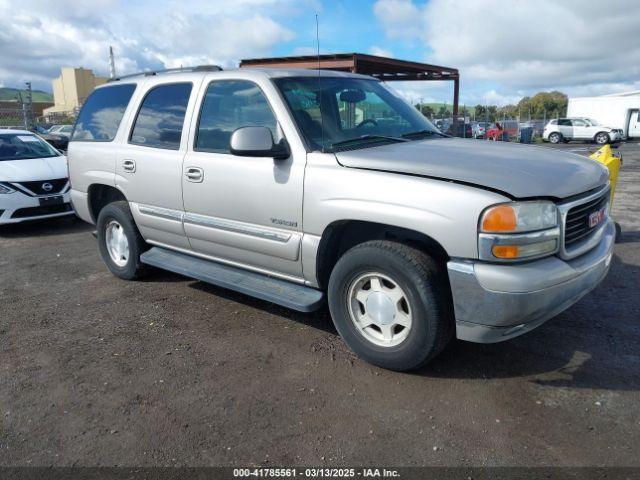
[104,220,130,267]
[347,272,413,347]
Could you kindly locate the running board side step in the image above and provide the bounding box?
[140,247,324,312]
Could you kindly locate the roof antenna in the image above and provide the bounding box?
[315,13,325,153]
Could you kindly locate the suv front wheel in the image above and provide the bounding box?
[594,132,610,145]
[97,201,147,280]
[328,240,453,371]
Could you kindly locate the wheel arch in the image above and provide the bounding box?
[87,183,128,223]
[315,220,449,290]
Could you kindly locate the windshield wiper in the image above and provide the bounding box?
[330,134,409,150]
[401,129,446,139]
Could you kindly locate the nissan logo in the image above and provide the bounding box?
[41,182,53,192]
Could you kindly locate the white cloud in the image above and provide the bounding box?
[0,0,297,90]
[373,0,421,41]
[369,46,393,58]
[373,0,640,100]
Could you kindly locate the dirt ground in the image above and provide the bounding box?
[1,142,639,467]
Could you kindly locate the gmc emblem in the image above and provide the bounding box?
[589,207,606,229]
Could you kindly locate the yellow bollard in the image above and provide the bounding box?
[589,144,621,207]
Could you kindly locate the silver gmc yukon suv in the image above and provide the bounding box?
[68,66,614,371]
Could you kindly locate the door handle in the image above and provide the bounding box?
[185,167,204,183]
[122,159,136,173]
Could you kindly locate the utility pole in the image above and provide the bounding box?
[19,83,34,130]
[109,46,116,79]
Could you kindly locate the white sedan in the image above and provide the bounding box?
[0,130,74,224]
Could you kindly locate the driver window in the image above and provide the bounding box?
[335,90,411,131]
[573,119,587,127]
[195,80,278,154]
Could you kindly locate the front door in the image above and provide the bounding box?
[181,78,305,278]
[628,110,640,138]
[571,118,590,139]
[115,80,198,250]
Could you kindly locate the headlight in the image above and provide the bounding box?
[0,182,15,194]
[480,201,557,233]
[479,201,559,261]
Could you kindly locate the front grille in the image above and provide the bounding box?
[564,192,609,248]
[11,204,72,219]
[14,178,68,196]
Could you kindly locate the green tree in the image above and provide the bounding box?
[415,103,434,118]
[519,91,567,117]
[437,105,451,117]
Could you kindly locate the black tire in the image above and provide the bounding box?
[328,240,453,371]
[595,132,610,145]
[549,132,562,144]
[96,201,147,280]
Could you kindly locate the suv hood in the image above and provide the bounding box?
[0,155,67,182]
[334,138,608,199]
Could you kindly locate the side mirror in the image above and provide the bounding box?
[229,126,290,160]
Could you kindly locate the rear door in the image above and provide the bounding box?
[557,118,573,138]
[115,79,199,249]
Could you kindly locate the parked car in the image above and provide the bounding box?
[471,122,485,138]
[32,125,69,150]
[486,123,505,141]
[543,118,622,145]
[445,121,473,138]
[0,130,74,224]
[34,124,54,134]
[68,67,614,371]
[48,124,74,137]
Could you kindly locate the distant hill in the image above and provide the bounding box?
[0,87,53,102]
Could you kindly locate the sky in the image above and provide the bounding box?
[1,0,639,106]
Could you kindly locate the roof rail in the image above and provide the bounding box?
[109,65,223,82]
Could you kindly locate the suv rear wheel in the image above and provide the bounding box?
[328,240,453,371]
[97,201,147,280]
[595,132,610,145]
[548,132,562,144]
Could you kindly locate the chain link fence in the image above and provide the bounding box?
[415,102,561,142]
[0,82,75,131]
[0,104,32,130]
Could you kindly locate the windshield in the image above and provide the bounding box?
[274,77,440,152]
[587,118,599,126]
[0,133,61,161]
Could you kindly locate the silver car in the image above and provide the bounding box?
[68,67,614,371]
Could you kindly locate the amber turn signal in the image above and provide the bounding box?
[481,205,517,232]
[492,245,519,258]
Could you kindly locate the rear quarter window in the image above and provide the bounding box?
[71,84,136,142]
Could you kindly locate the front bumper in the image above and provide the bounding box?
[447,218,615,343]
[0,190,74,224]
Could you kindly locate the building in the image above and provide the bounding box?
[43,67,108,119]
[240,53,461,123]
[567,91,640,138]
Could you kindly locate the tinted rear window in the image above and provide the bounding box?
[72,84,136,142]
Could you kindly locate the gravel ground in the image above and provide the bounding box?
[0,141,639,467]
